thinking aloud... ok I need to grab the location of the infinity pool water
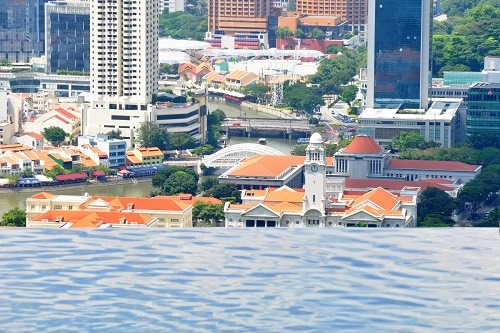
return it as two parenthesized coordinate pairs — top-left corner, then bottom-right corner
(0, 228), (498, 332)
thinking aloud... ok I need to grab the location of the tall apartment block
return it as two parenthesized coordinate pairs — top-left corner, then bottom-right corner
(208, 0), (271, 35)
(45, 0), (90, 74)
(0, 0), (49, 62)
(296, 0), (367, 33)
(82, 0), (160, 142)
(366, 0), (431, 109)
(160, 0), (185, 13)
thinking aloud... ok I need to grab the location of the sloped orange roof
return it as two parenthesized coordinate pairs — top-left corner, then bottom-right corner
(203, 71), (225, 83)
(25, 132), (44, 140)
(342, 135), (384, 154)
(228, 155), (306, 178)
(32, 210), (152, 228)
(264, 186), (305, 203)
(30, 192), (55, 199)
(54, 107), (78, 121)
(388, 159), (479, 172)
(265, 201), (302, 213)
(80, 196), (190, 212)
(136, 147), (163, 157)
(351, 187), (400, 211)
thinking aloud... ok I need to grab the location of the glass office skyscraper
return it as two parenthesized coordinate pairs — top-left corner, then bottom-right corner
(366, 0), (431, 109)
(45, 1), (90, 73)
(0, 0), (49, 62)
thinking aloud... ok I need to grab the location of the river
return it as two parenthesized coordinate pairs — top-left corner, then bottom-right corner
(0, 181), (154, 216)
(0, 228), (498, 332)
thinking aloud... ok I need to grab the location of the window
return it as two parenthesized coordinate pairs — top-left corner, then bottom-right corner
(54, 205), (62, 210)
(171, 218), (179, 222)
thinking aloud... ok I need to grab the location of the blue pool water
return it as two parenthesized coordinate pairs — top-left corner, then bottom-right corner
(0, 228), (499, 332)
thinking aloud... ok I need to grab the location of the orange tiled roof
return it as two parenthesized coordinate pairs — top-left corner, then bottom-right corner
(264, 186), (304, 203)
(25, 132), (44, 140)
(32, 210), (152, 228)
(30, 192), (55, 199)
(228, 155), (306, 178)
(388, 159), (479, 172)
(342, 135), (384, 154)
(80, 196), (191, 212)
(136, 147), (163, 157)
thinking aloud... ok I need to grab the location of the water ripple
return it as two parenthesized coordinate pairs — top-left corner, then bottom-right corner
(0, 228), (498, 332)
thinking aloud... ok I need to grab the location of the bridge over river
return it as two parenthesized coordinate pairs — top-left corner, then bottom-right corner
(221, 117), (312, 138)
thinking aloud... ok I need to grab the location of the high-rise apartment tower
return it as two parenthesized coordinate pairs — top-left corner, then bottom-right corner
(83, 0), (160, 142)
(366, 0), (431, 109)
(296, 0), (367, 32)
(208, 0), (271, 35)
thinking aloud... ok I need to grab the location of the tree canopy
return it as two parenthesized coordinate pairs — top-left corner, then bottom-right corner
(283, 82), (323, 115)
(0, 208), (26, 227)
(432, 1), (500, 75)
(106, 129), (122, 139)
(163, 170), (198, 195)
(417, 187), (456, 226)
(311, 47), (366, 95)
(391, 132), (440, 151)
(206, 109), (226, 147)
(168, 132), (196, 150)
(341, 85), (357, 107)
(192, 202), (224, 225)
(43, 126), (67, 146)
(204, 183), (241, 203)
(152, 166), (199, 196)
(244, 83), (271, 104)
(136, 121), (169, 150)
(159, 11), (207, 40)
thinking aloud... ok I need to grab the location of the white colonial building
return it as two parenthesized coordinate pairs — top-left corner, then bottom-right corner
(224, 133), (419, 228)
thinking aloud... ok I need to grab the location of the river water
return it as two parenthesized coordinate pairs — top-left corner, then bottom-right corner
(0, 182), (154, 217)
(0, 228), (498, 332)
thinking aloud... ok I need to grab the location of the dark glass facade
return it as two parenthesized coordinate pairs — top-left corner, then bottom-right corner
(373, 0), (426, 108)
(0, 0), (48, 62)
(467, 83), (500, 135)
(46, 2), (90, 73)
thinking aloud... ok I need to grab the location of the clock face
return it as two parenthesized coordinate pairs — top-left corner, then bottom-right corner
(311, 164), (319, 173)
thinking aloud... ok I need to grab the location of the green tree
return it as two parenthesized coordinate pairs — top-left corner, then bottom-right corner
(152, 166), (198, 191)
(418, 187), (456, 226)
(136, 121), (169, 150)
(326, 44), (343, 54)
(159, 12), (207, 40)
(192, 144), (215, 156)
(163, 170), (198, 195)
(392, 132), (426, 150)
(160, 63), (179, 74)
(206, 109), (226, 146)
(106, 129), (122, 139)
(200, 176), (218, 192)
(205, 183), (241, 203)
(311, 28), (325, 40)
(283, 82), (323, 114)
(341, 85), (357, 107)
(43, 165), (66, 179)
(168, 133), (196, 150)
(291, 144), (307, 156)
(420, 214), (454, 227)
(0, 208), (26, 227)
(275, 26), (294, 39)
(244, 83), (271, 103)
(192, 202), (224, 224)
(43, 126), (67, 146)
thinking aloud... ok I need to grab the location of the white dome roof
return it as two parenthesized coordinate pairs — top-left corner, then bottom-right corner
(309, 132), (323, 144)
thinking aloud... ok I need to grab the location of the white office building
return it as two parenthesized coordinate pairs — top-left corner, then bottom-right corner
(82, 0), (160, 145)
(358, 98), (467, 148)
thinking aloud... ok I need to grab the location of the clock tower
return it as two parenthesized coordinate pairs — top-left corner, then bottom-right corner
(303, 132), (327, 214)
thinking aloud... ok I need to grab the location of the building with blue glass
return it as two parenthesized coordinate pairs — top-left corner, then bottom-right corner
(366, 0), (431, 109)
(45, 1), (90, 74)
(0, 0), (49, 63)
(467, 83), (500, 136)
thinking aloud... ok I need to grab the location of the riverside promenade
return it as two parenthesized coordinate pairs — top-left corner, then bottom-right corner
(0, 176), (152, 194)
